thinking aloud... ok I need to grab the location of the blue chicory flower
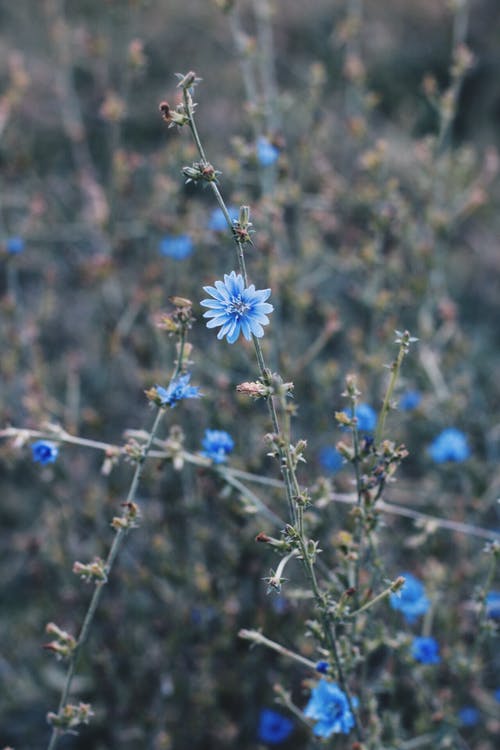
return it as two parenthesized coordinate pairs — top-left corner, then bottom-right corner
(399, 390), (422, 411)
(208, 205), (239, 231)
(159, 234), (193, 260)
(155, 373), (202, 408)
(342, 404), (377, 432)
(457, 706), (480, 727)
(256, 137), (279, 167)
(411, 636), (441, 665)
(485, 591), (500, 619)
(429, 428), (470, 463)
(201, 429), (234, 464)
(200, 271), (273, 344)
(6, 236), (25, 254)
(318, 446), (344, 474)
(389, 572), (430, 624)
(32, 440), (59, 465)
(304, 679), (357, 738)
(315, 661), (330, 674)
(257, 708), (293, 744)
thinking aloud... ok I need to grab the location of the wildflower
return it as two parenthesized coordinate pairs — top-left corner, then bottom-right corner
(6, 236), (25, 254)
(457, 706), (479, 727)
(399, 390), (422, 411)
(304, 679), (357, 738)
(208, 205), (239, 231)
(429, 428), (470, 463)
(159, 234), (193, 260)
(342, 403), (377, 432)
(32, 440), (59, 465)
(485, 591), (500, 619)
(315, 660), (330, 674)
(318, 446), (344, 474)
(411, 636), (440, 664)
(256, 137), (279, 167)
(257, 708), (293, 744)
(201, 429), (234, 464)
(201, 271), (273, 344)
(389, 572), (429, 623)
(153, 373), (202, 408)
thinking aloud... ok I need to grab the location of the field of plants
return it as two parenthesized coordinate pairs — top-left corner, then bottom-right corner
(1, 1), (499, 748)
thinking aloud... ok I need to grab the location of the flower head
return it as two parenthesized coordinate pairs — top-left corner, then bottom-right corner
(342, 403), (377, 432)
(159, 234), (193, 260)
(399, 390), (422, 411)
(389, 572), (429, 623)
(257, 709), (293, 744)
(201, 429), (234, 464)
(32, 440), (59, 465)
(318, 446), (344, 474)
(304, 680), (357, 738)
(154, 373), (201, 408)
(208, 205), (239, 231)
(457, 706), (479, 727)
(315, 660), (330, 674)
(485, 591), (500, 619)
(201, 271), (273, 344)
(257, 137), (279, 167)
(429, 428), (470, 463)
(411, 636), (440, 664)
(6, 236), (25, 254)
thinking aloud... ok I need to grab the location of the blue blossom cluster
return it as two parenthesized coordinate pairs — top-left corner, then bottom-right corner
(257, 709), (293, 744)
(159, 234), (193, 260)
(318, 446), (344, 474)
(201, 429), (234, 464)
(32, 440), (59, 465)
(304, 680), (357, 738)
(428, 428), (470, 463)
(155, 373), (201, 408)
(399, 390), (422, 411)
(256, 137), (279, 167)
(457, 706), (480, 727)
(5, 236), (25, 254)
(389, 572), (429, 623)
(201, 271), (273, 344)
(411, 636), (440, 665)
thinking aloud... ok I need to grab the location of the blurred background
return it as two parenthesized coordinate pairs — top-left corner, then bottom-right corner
(1, 1), (499, 748)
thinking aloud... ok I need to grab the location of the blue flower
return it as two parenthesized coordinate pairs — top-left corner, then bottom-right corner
(155, 373), (201, 408)
(429, 428), (470, 463)
(342, 404), (377, 432)
(318, 446), (344, 474)
(6, 236), (25, 254)
(32, 440), (59, 465)
(208, 206), (239, 231)
(201, 429), (234, 464)
(201, 271), (273, 344)
(494, 688), (500, 703)
(457, 706), (479, 727)
(399, 390), (422, 411)
(159, 234), (193, 260)
(485, 591), (500, 619)
(411, 636), (440, 664)
(257, 137), (279, 167)
(258, 709), (293, 744)
(389, 572), (429, 624)
(315, 661), (330, 674)
(304, 680), (357, 738)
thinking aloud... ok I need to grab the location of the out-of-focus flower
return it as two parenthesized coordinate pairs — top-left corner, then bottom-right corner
(201, 429), (234, 464)
(315, 660), (330, 674)
(399, 390), (422, 411)
(304, 680), (357, 738)
(6, 236), (25, 254)
(257, 708), (293, 744)
(457, 706), (480, 727)
(256, 137), (279, 167)
(429, 428), (470, 463)
(201, 271), (273, 344)
(318, 446), (344, 473)
(32, 440), (59, 465)
(485, 591), (500, 619)
(159, 234), (193, 260)
(389, 572), (429, 623)
(208, 205), (239, 231)
(153, 373), (202, 408)
(411, 636), (440, 664)
(494, 688), (500, 703)
(342, 404), (377, 432)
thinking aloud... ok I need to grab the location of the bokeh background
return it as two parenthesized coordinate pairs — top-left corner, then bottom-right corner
(1, 1), (500, 748)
